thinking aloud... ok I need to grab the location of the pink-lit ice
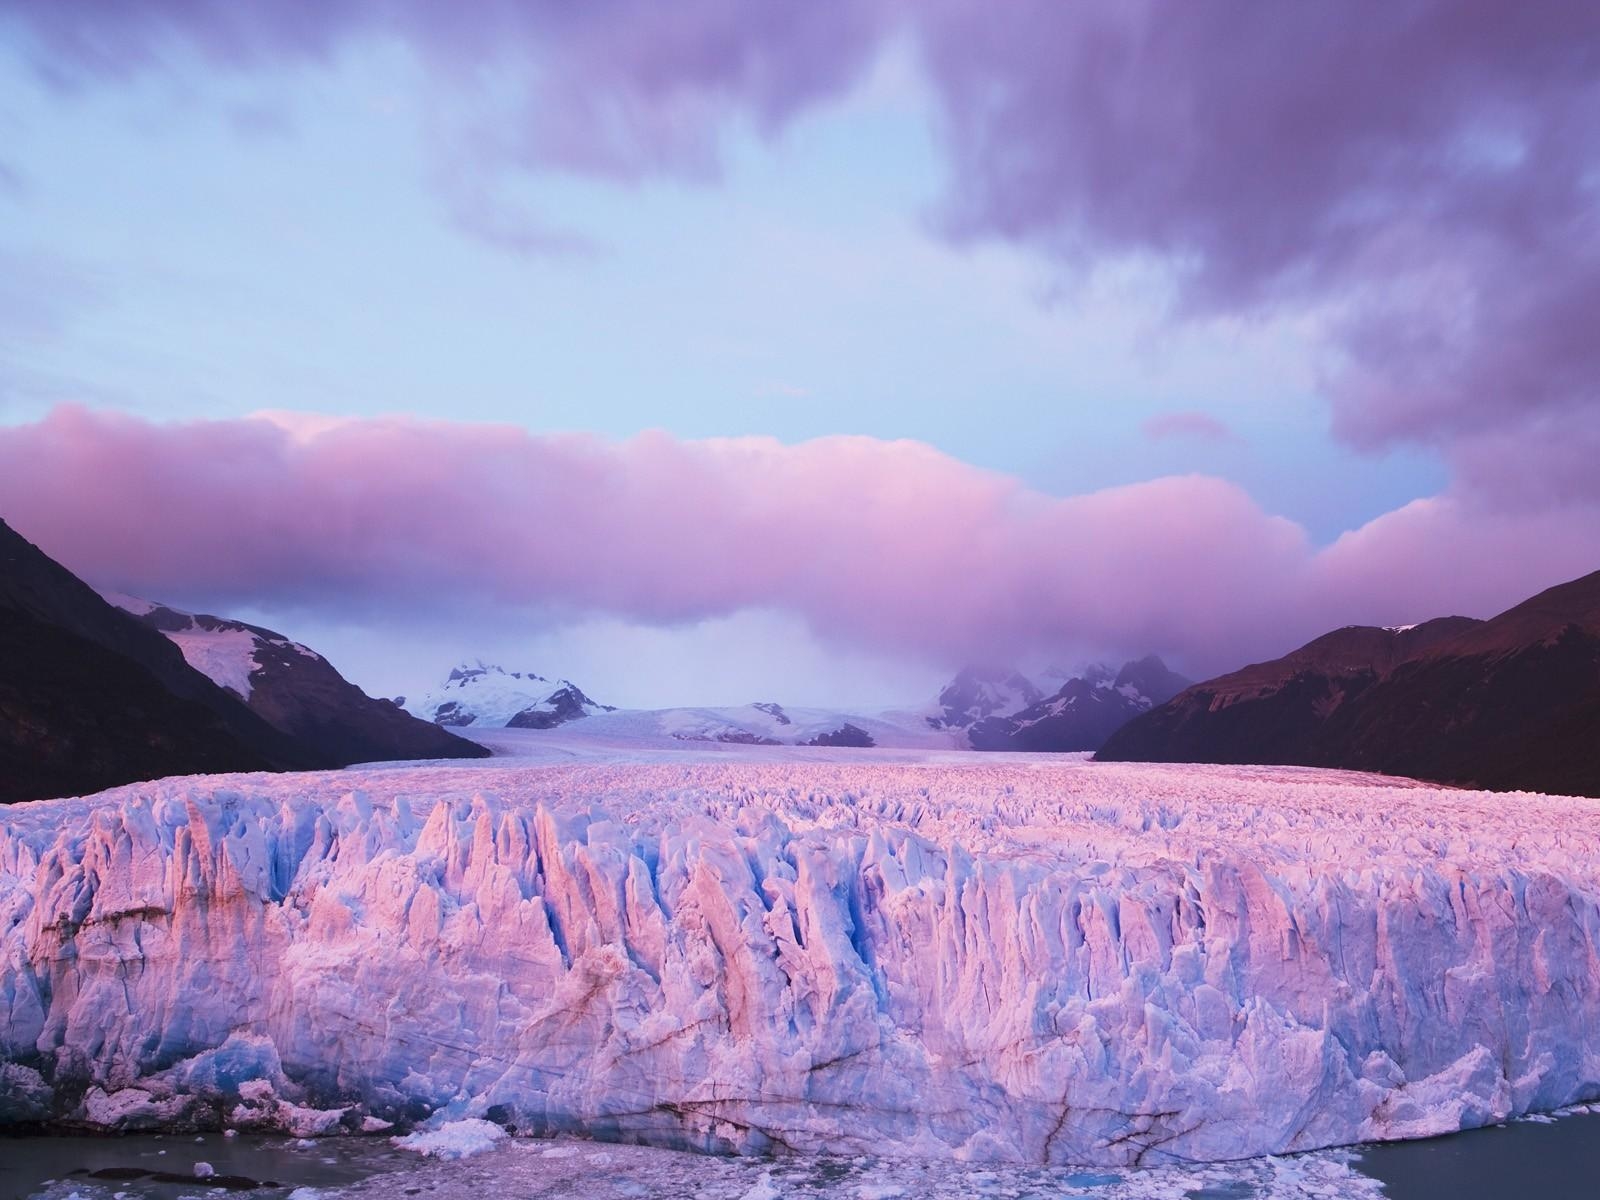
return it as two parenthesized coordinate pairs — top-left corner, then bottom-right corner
(3, 743), (1600, 1167)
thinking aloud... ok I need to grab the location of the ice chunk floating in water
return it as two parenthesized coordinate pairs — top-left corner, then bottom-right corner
(4, 753), (1600, 1165)
(393, 1117), (509, 1159)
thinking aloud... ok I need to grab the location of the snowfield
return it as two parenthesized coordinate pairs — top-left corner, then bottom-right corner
(4, 742), (1600, 1168)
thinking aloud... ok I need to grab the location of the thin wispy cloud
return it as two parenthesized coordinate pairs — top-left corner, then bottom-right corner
(1141, 411), (1236, 445)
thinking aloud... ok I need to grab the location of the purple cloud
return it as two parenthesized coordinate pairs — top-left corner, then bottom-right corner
(1, 0), (887, 180)
(910, 2), (1600, 460)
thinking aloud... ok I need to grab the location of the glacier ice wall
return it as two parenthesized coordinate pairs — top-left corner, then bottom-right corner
(4, 757), (1600, 1165)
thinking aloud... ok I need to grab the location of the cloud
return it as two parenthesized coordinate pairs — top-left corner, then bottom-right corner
(2, 1), (889, 180)
(908, 2), (1600, 459)
(4, 1), (1596, 608)
(2, 407), (1596, 679)
(1141, 411), (1236, 444)
(1310, 495), (1600, 627)
(226, 101), (295, 142)
(8, 1), (1593, 464)
(2, 1), (888, 262)
(435, 174), (603, 260)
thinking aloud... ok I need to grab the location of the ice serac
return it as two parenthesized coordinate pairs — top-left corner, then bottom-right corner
(5, 758), (1600, 1166)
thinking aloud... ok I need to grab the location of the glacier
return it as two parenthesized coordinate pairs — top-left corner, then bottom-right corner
(4, 744), (1600, 1166)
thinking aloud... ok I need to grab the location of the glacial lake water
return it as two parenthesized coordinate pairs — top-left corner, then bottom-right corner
(1353, 1106), (1600, 1199)
(4, 1111), (1600, 1199)
(0, 1131), (414, 1200)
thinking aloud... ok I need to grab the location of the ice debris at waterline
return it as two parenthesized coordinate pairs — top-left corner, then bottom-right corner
(5, 756), (1600, 1165)
(393, 1117), (509, 1159)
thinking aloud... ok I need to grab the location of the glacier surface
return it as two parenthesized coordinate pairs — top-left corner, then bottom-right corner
(4, 746), (1600, 1166)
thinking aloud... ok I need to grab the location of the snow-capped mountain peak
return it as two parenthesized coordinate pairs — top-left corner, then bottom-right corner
(408, 661), (613, 729)
(447, 661), (546, 687)
(966, 656), (1192, 752)
(926, 665), (1043, 730)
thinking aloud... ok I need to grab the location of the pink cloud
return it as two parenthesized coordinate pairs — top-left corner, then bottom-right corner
(3, 407), (1596, 678)
(1310, 495), (1600, 628)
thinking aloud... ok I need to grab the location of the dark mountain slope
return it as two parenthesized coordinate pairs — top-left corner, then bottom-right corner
(120, 601), (489, 766)
(1, 519), (309, 802)
(1, 518), (485, 804)
(0, 608), (281, 804)
(1096, 619), (1478, 766)
(1099, 571), (1600, 797)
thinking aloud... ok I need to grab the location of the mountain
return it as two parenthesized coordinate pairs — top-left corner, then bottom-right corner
(967, 656), (1191, 751)
(1098, 570), (1600, 797)
(925, 665), (1042, 731)
(1096, 619), (1480, 765)
(107, 596), (488, 767)
(0, 519), (312, 803)
(804, 721), (876, 748)
(407, 662), (614, 729)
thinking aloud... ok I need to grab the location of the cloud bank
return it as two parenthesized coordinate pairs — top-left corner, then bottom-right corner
(3, 407), (1596, 678)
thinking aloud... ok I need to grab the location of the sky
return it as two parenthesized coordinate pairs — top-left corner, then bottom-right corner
(1, 2), (1597, 709)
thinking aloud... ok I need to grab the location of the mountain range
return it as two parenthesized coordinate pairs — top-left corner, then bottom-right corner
(928, 659), (1191, 751)
(399, 657), (1187, 754)
(1099, 569), (1600, 797)
(405, 669), (890, 750)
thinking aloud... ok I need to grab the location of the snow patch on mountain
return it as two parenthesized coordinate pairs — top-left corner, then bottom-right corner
(6, 750), (1600, 1164)
(163, 624), (266, 699)
(100, 592), (321, 702)
(941, 658), (1191, 752)
(97, 589), (158, 617)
